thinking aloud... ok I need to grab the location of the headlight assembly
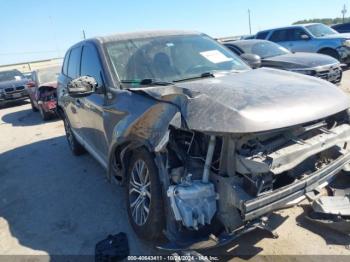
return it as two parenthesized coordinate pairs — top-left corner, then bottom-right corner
(343, 40), (350, 47)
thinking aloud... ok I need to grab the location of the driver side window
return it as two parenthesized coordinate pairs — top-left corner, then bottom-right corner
(80, 44), (103, 87)
(288, 28), (308, 41)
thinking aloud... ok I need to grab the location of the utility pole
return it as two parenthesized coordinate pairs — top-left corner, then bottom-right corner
(82, 30), (86, 40)
(341, 4), (347, 23)
(248, 9), (252, 35)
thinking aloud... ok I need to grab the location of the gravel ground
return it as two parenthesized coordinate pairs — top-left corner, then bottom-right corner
(1, 71), (350, 260)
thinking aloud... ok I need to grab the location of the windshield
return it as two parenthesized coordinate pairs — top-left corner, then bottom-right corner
(37, 66), (60, 85)
(106, 34), (249, 85)
(306, 24), (338, 37)
(236, 41), (290, 58)
(0, 70), (24, 82)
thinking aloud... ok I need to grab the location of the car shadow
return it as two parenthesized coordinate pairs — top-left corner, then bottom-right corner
(0, 99), (30, 110)
(1, 107), (59, 127)
(198, 213), (288, 260)
(0, 136), (155, 256)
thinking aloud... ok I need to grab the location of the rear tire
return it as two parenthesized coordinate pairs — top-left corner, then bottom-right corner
(319, 48), (340, 61)
(63, 114), (85, 156)
(126, 148), (165, 241)
(39, 106), (50, 121)
(30, 98), (38, 112)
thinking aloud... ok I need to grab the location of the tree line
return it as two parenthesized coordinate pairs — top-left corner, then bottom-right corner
(293, 17), (350, 25)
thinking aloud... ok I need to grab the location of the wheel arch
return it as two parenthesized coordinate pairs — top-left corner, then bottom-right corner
(107, 139), (154, 185)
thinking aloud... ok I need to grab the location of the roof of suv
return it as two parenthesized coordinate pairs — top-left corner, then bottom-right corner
(258, 23), (320, 33)
(95, 30), (201, 44)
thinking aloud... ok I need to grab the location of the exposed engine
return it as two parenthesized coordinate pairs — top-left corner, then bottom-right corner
(165, 110), (350, 233)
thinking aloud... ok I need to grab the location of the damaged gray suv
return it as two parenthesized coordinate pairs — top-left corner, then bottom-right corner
(57, 31), (350, 249)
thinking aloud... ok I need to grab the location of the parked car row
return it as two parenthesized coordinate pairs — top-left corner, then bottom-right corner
(223, 39), (343, 84)
(54, 30), (350, 250)
(0, 66), (61, 121)
(255, 23), (350, 63)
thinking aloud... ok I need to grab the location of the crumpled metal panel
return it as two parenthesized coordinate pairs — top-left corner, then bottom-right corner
(131, 68), (350, 134)
(312, 195), (350, 216)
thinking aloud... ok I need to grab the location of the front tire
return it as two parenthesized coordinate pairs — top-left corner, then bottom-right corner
(63, 114), (85, 156)
(30, 97), (38, 112)
(319, 48), (340, 61)
(126, 148), (165, 241)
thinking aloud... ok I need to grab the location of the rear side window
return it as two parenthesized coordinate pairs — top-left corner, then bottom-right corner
(80, 44), (103, 87)
(256, 31), (269, 39)
(67, 47), (82, 79)
(269, 29), (289, 42)
(62, 51), (70, 75)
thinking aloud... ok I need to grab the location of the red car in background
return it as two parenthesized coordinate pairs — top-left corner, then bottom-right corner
(28, 66), (61, 120)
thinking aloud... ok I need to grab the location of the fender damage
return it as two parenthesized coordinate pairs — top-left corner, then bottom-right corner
(108, 68), (350, 249)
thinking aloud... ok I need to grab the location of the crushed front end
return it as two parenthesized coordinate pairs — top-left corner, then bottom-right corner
(159, 109), (350, 250)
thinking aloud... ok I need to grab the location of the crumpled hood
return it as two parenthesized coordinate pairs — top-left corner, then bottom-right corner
(0, 79), (28, 89)
(39, 81), (57, 88)
(263, 53), (339, 69)
(132, 68), (350, 133)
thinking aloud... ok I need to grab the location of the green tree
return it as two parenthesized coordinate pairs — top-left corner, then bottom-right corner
(293, 17), (350, 25)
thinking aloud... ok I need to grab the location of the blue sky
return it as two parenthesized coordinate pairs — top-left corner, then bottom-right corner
(0, 0), (348, 65)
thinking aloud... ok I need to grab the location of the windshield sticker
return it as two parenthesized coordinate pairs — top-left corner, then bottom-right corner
(200, 50), (233, 64)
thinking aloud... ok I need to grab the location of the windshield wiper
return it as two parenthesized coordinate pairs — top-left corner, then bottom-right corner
(121, 79), (174, 86)
(173, 72), (215, 83)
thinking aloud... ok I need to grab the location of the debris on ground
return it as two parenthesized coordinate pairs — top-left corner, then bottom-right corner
(95, 232), (129, 262)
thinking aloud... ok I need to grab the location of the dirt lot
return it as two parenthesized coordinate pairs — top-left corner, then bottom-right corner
(1, 72), (350, 260)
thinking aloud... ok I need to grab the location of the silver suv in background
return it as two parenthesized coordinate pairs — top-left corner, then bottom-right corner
(256, 23), (350, 64)
(0, 69), (30, 107)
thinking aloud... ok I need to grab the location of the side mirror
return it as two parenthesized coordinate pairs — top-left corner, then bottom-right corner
(301, 34), (310, 40)
(240, 53), (262, 69)
(67, 76), (97, 97)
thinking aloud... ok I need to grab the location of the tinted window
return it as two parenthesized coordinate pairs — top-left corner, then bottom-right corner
(62, 51), (70, 75)
(288, 28), (308, 41)
(269, 30), (288, 42)
(256, 31), (269, 39)
(0, 70), (24, 81)
(67, 47), (82, 79)
(106, 34), (249, 84)
(233, 41), (290, 58)
(306, 24), (337, 37)
(332, 23), (350, 33)
(224, 44), (243, 55)
(80, 44), (103, 86)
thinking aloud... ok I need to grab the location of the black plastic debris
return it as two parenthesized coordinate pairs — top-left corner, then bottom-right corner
(95, 233), (129, 262)
(306, 194), (350, 235)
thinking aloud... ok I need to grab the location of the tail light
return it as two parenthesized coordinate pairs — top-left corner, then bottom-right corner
(25, 81), (36, 88)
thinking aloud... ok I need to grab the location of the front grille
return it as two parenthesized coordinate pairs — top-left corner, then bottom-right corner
(16, 86), (25, 91)
(5, 87), (15, 93)
(315, 67), (342, 84)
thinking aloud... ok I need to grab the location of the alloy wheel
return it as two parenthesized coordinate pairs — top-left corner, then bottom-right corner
(128, 159), (151, 226)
